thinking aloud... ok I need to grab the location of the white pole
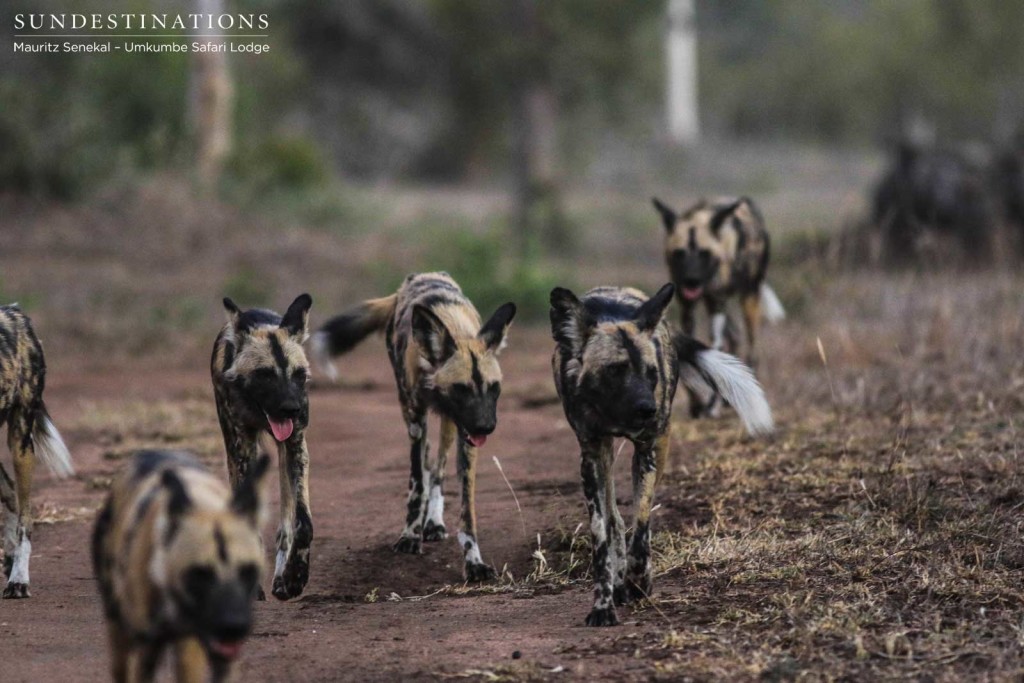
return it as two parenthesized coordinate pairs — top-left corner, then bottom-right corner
(667, 0), (699, 145)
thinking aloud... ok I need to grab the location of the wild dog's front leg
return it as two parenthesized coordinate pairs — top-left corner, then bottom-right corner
(603, 443), (628, 608)
(423, 417), (456, 542)
(126, 642), (163, 683)
(0, 463), (16, 581)
(174, 637), (208, 683)
(457, 439), (496, 582)
(581, 437), (618, 626)
(621, 433), (666, 604)
(220, 423), (266, 599)
(395, 414), (429, 554)
(740, 291), (762, 369)
(271, 435), (313, 600)
(3, 410), (35, 599)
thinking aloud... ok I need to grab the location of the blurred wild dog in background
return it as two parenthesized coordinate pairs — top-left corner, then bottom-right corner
(211, 294), (314, 600)
(311, 272), (515, 582)
(0, 303), (73, 599)
(549, 283), (773, 626)
(93, 450), (269, 683)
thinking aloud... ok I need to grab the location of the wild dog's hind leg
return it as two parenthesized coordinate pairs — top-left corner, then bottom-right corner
(622, 433), (665, 604)
(740, 290), (762, 369)
(458, 439), (496, 582)
(423, 417), (455, 542)
(395, 411), (429, 554)
(581, 437), (618, 626)
(272, 434), (313, 600)
(3, 408), (35, 599)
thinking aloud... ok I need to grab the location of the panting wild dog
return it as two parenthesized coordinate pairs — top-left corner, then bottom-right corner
(0, 304), (73, 599)
(311, 272), (515, 582)
(652, 196), (785, 368)
(550, 283), (773, 626)
(211, 294), (313, 600)
(93, 450), (270, 683)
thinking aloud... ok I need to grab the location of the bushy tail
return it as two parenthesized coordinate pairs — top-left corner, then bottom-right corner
(309, 294), (397, 382)
(674, 336), (774, 437)
(760, 283), (786, 323)
(33, 402), (74, 478)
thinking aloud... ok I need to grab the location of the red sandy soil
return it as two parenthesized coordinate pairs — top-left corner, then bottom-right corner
(1, 329), (690, 682)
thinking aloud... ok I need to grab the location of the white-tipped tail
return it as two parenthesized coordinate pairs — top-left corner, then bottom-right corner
(690, 350), (774, 437)
(34, 410), (74, 478)
(309, 331), (339, 383)
(760, 283), (786, 323)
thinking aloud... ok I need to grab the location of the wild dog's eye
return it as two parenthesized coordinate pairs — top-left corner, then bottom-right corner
(238, 563), (260, 592)
(292, 367), (308, 384)
(486, 382), (500, 398)
(646, 366), (658, 385)
(450, 383), (473, 397)
(184, 566), (216, 597)
(607, 361), (630, 377)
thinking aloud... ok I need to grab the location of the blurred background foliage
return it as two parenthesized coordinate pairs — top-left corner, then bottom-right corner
(5, 0), (1024, 199)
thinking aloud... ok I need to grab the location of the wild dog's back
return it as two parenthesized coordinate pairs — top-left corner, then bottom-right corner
(0, 305), (44, 410)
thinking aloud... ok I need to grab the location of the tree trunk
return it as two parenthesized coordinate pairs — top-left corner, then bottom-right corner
(667, 0), (699, 145)
(509, 0), (566, 257)
(192, 0), (233, 185)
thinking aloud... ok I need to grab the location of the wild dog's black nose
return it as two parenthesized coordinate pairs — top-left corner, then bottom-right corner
(277, 401), (301, 418)
(635, 402), (657, 420)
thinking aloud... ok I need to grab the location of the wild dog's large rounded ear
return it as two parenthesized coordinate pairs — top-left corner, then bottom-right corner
(652, 197), (678, 233)
(223, 297), (242, 328)
(635, 283), (675, 332)
(412, 304), (457, 366)
(550, 287), (590, 356)
(709, 199), (743, 236)
(161, 469), (192, 518)
(232, 454), (271, 526)
(280, 293), (313, 341)
(478, 302), (517, 353)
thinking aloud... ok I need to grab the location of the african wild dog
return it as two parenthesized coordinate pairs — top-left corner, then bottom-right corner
(93, 450), (269, 683)
(310, 272), (516, 582)
(0, 304), (73, 599)
(550, 283), (773, 626)
(653, 196), (784, 416)
(211, 294), (313, 601)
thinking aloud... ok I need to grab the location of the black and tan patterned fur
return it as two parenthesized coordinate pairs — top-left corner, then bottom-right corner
(0, 304), (73, 599)
(210, 294), (313, 601)
(311, 272), (515, 582)
(93, 450), (269, 683)
(550, 284), (773, 626)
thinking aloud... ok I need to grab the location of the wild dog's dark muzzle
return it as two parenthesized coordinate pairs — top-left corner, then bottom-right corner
(203, 584), (252, 661)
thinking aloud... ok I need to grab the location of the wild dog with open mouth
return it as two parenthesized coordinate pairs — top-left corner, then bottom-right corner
(211, 294), (313, 600)
(550, 283), (773, 626)
(93, 449), (269, 683)
(0, 304), (73, 599)
(310, 272), (515, 582)
(652, 196), (785, 365)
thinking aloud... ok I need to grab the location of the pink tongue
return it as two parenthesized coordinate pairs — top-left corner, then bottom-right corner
(682, 286), (703, 301)
(210, 640), (243, 660)
(268, 417), (294, 442)
(467, 434), (488, 448)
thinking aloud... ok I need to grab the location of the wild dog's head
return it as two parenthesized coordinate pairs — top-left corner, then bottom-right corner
(413, 302), (517, 448)
(157, 454), (270, 664)
(550, 284), (674, 436)
(222, 294), (312, 442)
(653, 197), (741, 302)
